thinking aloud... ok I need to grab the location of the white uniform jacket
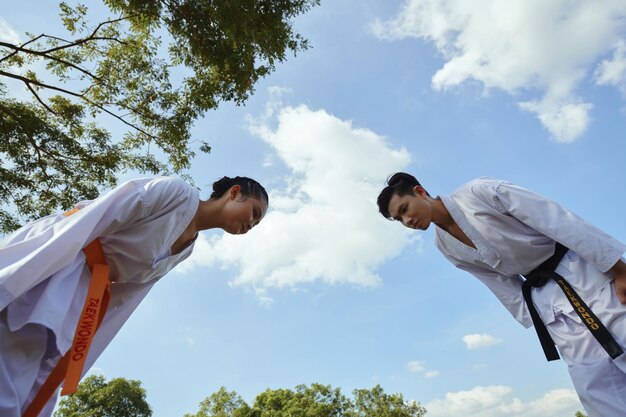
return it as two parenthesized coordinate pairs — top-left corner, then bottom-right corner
(435, 178), (626, 329)
(0, 176), (199, 383)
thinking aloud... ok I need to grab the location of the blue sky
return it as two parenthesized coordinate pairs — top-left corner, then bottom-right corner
(2, 1), (626, 416)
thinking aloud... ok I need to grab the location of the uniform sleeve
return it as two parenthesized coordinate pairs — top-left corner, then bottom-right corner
(491, 181), (626, 273)
(441, 252), (532, 327)
(0, 177), (185, 310)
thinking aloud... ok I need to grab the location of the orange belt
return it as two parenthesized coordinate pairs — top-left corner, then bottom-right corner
(22, 209), (111, 417)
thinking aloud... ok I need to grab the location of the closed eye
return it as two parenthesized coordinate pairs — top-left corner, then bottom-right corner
(392, 204), (407, 221)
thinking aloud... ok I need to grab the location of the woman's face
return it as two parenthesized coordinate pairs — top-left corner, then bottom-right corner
(386, 186), (432, 230)
(223, 187), (268, 235)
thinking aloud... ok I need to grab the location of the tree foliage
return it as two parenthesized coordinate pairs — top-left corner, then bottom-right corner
(351, 385), (426, 417)
(184, 387), (253, 417)
(185, 384), (427, 417)
(54, 374), (151, 417)
(0, 0), (318, 233)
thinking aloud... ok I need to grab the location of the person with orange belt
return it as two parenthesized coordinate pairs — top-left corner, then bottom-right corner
(377, 173), (626, 417)
(0, 175), (269, 417)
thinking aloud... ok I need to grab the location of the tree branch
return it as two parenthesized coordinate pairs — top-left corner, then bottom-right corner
(0, 69), (158, 141)
(0, 41), (103, 82)
(0, 35), (50, 63)
(41, 16), (133, 54)
(0, 69), (85, 98)
(26, 83), (57, 115)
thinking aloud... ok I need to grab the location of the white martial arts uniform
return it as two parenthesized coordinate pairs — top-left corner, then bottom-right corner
(0, 177), (199, 417)
(434, 177), (626, 417)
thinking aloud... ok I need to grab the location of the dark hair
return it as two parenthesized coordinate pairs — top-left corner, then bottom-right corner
(210, 176), (269, 205)
(377, 172), (428, 219)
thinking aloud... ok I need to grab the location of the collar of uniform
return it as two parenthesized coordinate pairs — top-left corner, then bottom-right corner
(439, 195), (502, 270)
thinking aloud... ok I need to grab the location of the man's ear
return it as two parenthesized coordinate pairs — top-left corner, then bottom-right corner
(413, 185), (427, 197)
(229, 184), (241, 199)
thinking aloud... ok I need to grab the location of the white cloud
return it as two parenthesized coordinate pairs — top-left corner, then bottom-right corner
(407, 360), (439, 378)
(0, 17), (20, 44)
(518, 99), (592, 143)
(425, 386), (582, 417)
(462, 333), (503, 349)
(177, 100), (414, 295)
(467, 362), (488, 371)
(407, 360), (426, 373)
(595, 39), (626, 94)
(262, 153), (275, 167)
(372, 0), (626, 142)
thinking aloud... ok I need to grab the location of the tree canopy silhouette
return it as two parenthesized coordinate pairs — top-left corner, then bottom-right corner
(0, 0), (318, 233)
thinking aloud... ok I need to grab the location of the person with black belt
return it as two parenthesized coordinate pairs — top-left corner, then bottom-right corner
(377, 173), (626, 417)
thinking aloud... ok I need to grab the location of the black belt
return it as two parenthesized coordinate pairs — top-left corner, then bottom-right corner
(522, 242), (623, 361)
